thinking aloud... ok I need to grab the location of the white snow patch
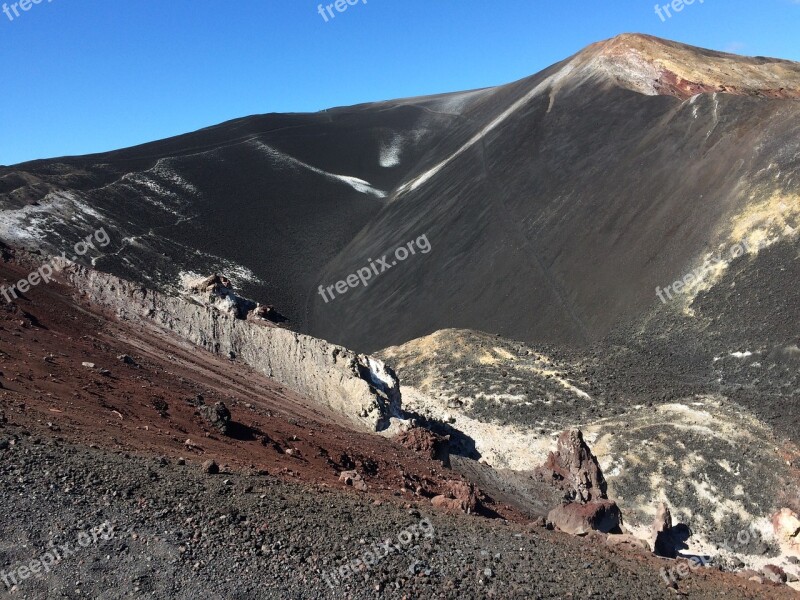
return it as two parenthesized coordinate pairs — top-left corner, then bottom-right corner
(730, 351), (753, 359)
(0, 191), (106, 248)
(379, 134), (403, 168)
(366, 357), (397, 392)
(250, 141), (386, 198)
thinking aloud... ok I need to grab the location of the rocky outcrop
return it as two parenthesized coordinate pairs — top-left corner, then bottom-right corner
(186, 274), (288, 324)
(651, 503), (677, 558)
(536, 429), (607, 503)
(186, 274), (256, 319)
(58, 262), (403, 433)
(395, 427), (450, 466)
(537, 429), (626, 538)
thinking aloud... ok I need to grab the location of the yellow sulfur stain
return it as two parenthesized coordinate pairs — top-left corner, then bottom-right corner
(492, 347), (516, 361)
(680, 191), (799, 314)
(729, 192), (799, 248)
(478, 352), (498, 365)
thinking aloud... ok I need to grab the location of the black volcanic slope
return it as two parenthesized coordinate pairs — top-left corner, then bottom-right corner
(1, 33), (799, 353)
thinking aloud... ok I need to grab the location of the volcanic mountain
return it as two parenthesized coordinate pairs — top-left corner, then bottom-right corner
(2, 33), (798, 354)
(2, 34), (800, 594)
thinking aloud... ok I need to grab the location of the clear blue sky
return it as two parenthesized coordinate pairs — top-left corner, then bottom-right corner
(1, 0), (798, 165)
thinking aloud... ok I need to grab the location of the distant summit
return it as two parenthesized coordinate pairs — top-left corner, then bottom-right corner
(577, 33), (800, 99)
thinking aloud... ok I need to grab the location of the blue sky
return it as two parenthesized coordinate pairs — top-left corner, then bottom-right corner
(1, 0), (798, 165)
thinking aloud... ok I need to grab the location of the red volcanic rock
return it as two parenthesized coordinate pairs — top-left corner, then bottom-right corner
(431, 480), (481, 514)
(536, 429), (607, 502)
(548, 500), (622, 536)
(651, 503), (677, 558)
(395, 427), (450, 466)
(431, 496), (464, 512)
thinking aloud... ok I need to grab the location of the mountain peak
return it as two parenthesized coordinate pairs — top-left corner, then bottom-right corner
(577, 33), (800, 99)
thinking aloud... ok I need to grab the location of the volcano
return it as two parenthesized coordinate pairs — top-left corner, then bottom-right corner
(2, 34), (799, 354)
(2, 33), (800, 596)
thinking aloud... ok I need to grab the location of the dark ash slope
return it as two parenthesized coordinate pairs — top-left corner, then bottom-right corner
(1, 34), (799, 354)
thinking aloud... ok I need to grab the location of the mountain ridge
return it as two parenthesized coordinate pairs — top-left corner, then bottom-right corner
(7, 34), (800, 170)
(1, 34), (798, 353)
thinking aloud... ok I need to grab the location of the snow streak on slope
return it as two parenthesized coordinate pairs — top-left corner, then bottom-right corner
(396, 64), (576, 196)
(250, 140), (387, 198)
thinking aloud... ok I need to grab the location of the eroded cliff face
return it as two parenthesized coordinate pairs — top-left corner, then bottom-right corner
(56, 260), (402, 433)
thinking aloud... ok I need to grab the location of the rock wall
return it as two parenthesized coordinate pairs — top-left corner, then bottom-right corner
(58, 261), (402, 433)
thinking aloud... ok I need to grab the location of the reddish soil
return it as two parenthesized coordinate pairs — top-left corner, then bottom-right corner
(1, 255), (799, 597)
(0, 256), (519, 520)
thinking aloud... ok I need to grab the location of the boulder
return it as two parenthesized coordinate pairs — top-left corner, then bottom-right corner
(548, 500), (622, 536)
(249, 303), (288, 323)
(431, 496), (466, 512)
(117, 354), (139, 367)
(431, 480), (481, 514)
(199, 401), (232, 436)
(202, 459), (219, 474)
(339, 470), (368, 492)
